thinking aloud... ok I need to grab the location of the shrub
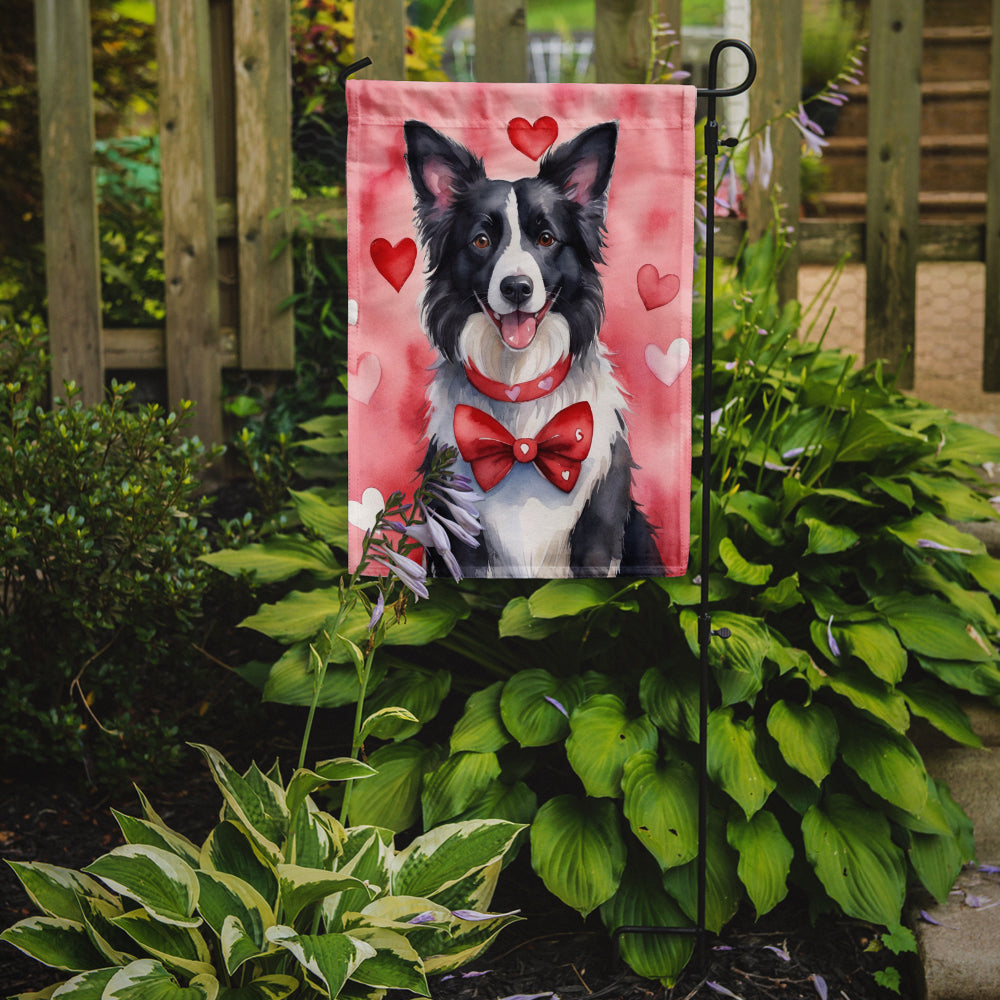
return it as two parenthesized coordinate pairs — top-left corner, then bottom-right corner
(1, 743), (524, 998)
(0, 316), (220, 783)
(213, 233), (1000, 985)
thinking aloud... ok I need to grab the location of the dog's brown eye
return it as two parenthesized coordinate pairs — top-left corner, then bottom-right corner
(472, 233), (491, 249)
(537, 231), (555, 247)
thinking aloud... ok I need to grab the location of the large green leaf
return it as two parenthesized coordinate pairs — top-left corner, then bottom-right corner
(288, 488), (349, 547)
(639, 664), (699, 743)
(450, 682), (511, 754)
(707, 708), (776, 818)
(718, 537), (772, 585)
(765, 700), (838, 786)
(886, 512), (985, 556)
(834, 410), (927, 463)
(499, 670), (584, 747)
(724, 490), (784, 545)
(527, 579), (619, 617)
(599, 853), (694, 987)
(875, 594), (995, 662)
(530, 795), (626, 917)
(34, 967), (117, 998)
(4, 862), (118, 923)
(807, 660), (909, 732)
(680, 610), (771, 706)
(803, 517), (859, 556)
(362, 667), (451, 741)
(452, 779), (538, 827)
(200, 535), (342, 584)
(835, 621), (908, 683)
(497, 597), (564, 639)
(216, 976), (299, 1000)
(265, 926), (374, 997)
(421, 751), (502, 828)
(906, 472), (998, 522)
(346, 926), (428, 994)
(276, 865), (373, 925)
(112, 812), (201, 868)
(260, 643), (387, 709)
(285, 759), (376, 822)
(199, 822), (278, 910)
(565, 696), (658, 798)
(802, 794), (906, 926)
(346, 740), (441, 832)
(83, 846), (200, 928)
(839, 718), (929, 816)
(901, 680), (982, 748)
(111, 908), (214, 978)
(621, 751), (699, 871)
(727, 811), (793, 917)
(392, 820), (524, 901)
(103, 959), (218, 1000)
(0, 916), (107, 972)
(916, 655), (1000, 697)
(195, 871), (273, 974)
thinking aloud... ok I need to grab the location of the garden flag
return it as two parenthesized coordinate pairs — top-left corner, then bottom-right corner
(347, 80), (696, 579)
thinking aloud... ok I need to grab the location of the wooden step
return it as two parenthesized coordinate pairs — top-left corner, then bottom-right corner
(813, 190), (987, 222)
(922, 25), (993, 83)
(922, 0), (991, 28)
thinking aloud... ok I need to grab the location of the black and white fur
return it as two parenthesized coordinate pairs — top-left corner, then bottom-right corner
(404, 119), (660, 578)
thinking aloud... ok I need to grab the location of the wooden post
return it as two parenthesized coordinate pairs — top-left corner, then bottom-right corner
(233, 0), (294, 369)
(746, 0), (801, 305)
(474, 0), (527, 82)
(355, 0), (406, 80)
(34, 0), (104, 405)
(594, 0), (653, 84)
(157, 0), (223, 444)
(983, 0), (1000, 390)
(864, 0), (923, 389)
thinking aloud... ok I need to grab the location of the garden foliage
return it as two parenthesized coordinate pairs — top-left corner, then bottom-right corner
(204, 233), (1000, 985)
(0, 317), (218, 782)
(1, 744), (524, 999)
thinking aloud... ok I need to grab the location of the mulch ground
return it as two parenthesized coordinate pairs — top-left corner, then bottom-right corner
(1, 741), (913, 1000)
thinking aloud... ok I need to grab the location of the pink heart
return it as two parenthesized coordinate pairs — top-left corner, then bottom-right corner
(637, 264), (681, 311)
(505, 385), (521, 401)
(370, 237), (417, 292)
(645, 338), (690, 387)
(537, 376), (554, 392)
(507, 116), (558, 160)
(349, 352), (381, 405)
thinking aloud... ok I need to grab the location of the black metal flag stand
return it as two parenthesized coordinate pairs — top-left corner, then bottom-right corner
(340, 37), (758, 974)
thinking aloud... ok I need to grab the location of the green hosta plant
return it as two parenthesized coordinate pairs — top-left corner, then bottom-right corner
(1, 744), (523, 999)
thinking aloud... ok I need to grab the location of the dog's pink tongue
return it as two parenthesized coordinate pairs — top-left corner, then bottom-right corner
(501, 311), (536, 349)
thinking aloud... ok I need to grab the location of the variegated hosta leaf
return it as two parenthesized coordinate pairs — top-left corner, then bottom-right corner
(421, 751), (502, 829)
(102, 958), (218, 999)
(191, 745), (287, 863)
(345, 926), (429, 995)
(200, 822), (278, 910)
(422, 907), (522, 975)
(195, 871), (274, 974)
(288, 802), (343, 870)
(391, 820), (524, 901)
(599, 853), (694, 987)
(285, 760), (376, 824)
(5, 861), (118, 922)
(621, 751), (699, 871)
(727, 810), (793, 917)
(214, 975), (299, 1000)
(565, 695), (658, 799)
(0, 916), (107, 971)
(802, 793), (906, 926)
(838, 718), (929, 817)
(424, 859), (501, 915)
(706, 707), (776, 819)
(112, 810), (201, 868)
(110, 908), (214, 978)
(77, 894), (136, 966)
(450, 681), (511, 754)
(661, 810), (742, 934)
(265, 926), (375, 998)
(47, 966), (118, 997)
(499, 669), (585, 747)
(276, 864), (375, 925)
(323, 829), (393, 931)
(529, 795), (626, 917)
(765, 700), (838, 786)
(83, 846), (200, 928)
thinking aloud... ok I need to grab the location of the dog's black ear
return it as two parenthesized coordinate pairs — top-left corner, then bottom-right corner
(404, 121), (484, 219)
(538, 121), (618, 208)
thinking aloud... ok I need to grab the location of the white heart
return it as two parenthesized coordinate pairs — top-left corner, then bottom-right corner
(561, 470), (570, 481)
(520, 443), (530, 454)
(348, 486), (386, 532)
(645, 338), (690, 387)
(348, 299), (359, 325)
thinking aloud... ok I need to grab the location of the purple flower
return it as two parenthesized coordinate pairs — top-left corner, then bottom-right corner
(763, 944), (790, 961)
(706, 983), (742, 999)
(747, 125), (774, 191)
(367, 591), (385, 631)
(407, 911), (438, 925)
(544, 695), (569, 718)
(451, 908), (520, 921)
(812, 974), (828, 1000)
(371, 544), (429, 600)
(791, 104), (829, 156)
(917, 538), (973, 554)
(422, 502), (480, 549)
(827, 616), (841, 658)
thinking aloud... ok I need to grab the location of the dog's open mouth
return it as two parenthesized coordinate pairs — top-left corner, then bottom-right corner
(477, 294), (556, 350)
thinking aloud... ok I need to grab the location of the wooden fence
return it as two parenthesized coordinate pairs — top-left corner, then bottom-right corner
(34, 0), (1000, 445)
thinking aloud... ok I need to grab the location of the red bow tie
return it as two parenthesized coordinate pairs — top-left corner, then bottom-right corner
(453, 402), (594, 493)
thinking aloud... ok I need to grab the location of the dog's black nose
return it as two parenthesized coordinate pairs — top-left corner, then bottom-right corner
(500, 275), (534, 306)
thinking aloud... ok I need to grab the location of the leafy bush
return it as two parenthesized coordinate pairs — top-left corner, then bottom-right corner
(0, 316), (220, 783)
(1, 743), (524, 998)
(208, 234), (1000, 985)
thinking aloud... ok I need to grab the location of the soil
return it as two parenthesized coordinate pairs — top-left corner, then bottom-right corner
(0, 744), (913, 1000)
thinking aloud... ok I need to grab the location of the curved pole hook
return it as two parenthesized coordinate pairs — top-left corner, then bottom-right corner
(697, 38), (756, 99)
(337, 57), (373, 90)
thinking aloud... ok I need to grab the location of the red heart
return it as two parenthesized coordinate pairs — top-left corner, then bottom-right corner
(370, 237), (417, 292)
(637, 264), (680, 311)
(507, 116), (558, 160)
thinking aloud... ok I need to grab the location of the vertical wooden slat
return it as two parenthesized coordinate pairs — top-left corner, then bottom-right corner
(659, 0), (682, 69)
(746, 0), (801, 304)
(983, 0), (1000, 390)
(864, 0), (923, 389)
(355, 0), (406, 81)
(233, 0), (294, 369)
(157, 0), (223, 444)
(34, 0), (103, 405)
(474, 0), (527, 82)
(594, 0), (653, 84)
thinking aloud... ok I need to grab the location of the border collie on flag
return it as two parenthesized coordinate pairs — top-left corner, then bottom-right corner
(347, 81), (696, 579)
